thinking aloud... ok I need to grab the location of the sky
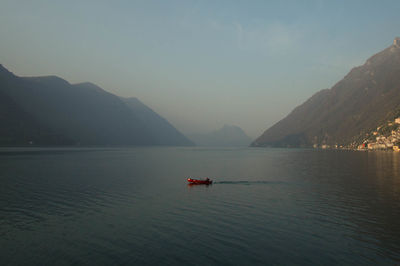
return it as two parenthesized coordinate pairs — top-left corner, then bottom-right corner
(1, 0), (400, 138)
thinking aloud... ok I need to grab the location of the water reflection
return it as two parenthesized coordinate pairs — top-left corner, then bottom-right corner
(1, 148), (400, 264)
(187, 183), (212, 188)
(368, 151), (400, 181)
(285, 150), (400, 262)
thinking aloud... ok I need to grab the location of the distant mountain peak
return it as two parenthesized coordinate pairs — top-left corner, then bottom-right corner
(220, 124), (246, 134)
(222, 124), (238, 129)
(189, 124), (252, 147)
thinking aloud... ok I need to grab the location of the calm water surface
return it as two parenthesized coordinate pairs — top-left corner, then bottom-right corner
(1, 147), (400, 265)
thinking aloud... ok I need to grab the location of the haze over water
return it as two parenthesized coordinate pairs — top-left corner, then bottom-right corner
(1, 147), (400, 265)
(2, 1), (400, 137)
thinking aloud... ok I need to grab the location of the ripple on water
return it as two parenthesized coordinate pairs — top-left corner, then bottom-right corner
(1, 148), (400, 265)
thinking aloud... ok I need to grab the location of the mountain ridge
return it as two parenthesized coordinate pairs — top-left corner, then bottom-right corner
(0, 65), (193, 146)
(252, 38), (400, 148)
(189, 124), (252, 147)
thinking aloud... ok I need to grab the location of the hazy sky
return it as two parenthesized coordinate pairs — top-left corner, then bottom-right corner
(1, 0), (399, 138)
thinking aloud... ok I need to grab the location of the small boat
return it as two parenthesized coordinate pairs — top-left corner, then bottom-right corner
(187, 178), (213, 185)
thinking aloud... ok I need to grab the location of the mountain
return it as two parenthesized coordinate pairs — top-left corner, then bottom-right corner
(252, 37), (400, 148)
(189, 124), (252, 147)
(122, 97), (194, 146)
(0, 64), (193, 146)
(0, 89), (74, 145)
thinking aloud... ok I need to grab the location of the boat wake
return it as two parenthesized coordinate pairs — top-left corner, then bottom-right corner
(213, 180), (285, 185)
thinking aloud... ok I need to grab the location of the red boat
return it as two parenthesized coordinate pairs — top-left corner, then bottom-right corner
(187, 178), (213, 185)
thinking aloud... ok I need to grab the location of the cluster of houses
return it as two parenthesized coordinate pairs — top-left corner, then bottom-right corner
(357, 117), (400, 151)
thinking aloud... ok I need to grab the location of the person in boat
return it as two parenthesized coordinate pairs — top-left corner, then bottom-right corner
(205, 178), (210, 182)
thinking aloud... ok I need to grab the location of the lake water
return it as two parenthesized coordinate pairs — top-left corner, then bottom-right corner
(1, 147), (400, 265)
